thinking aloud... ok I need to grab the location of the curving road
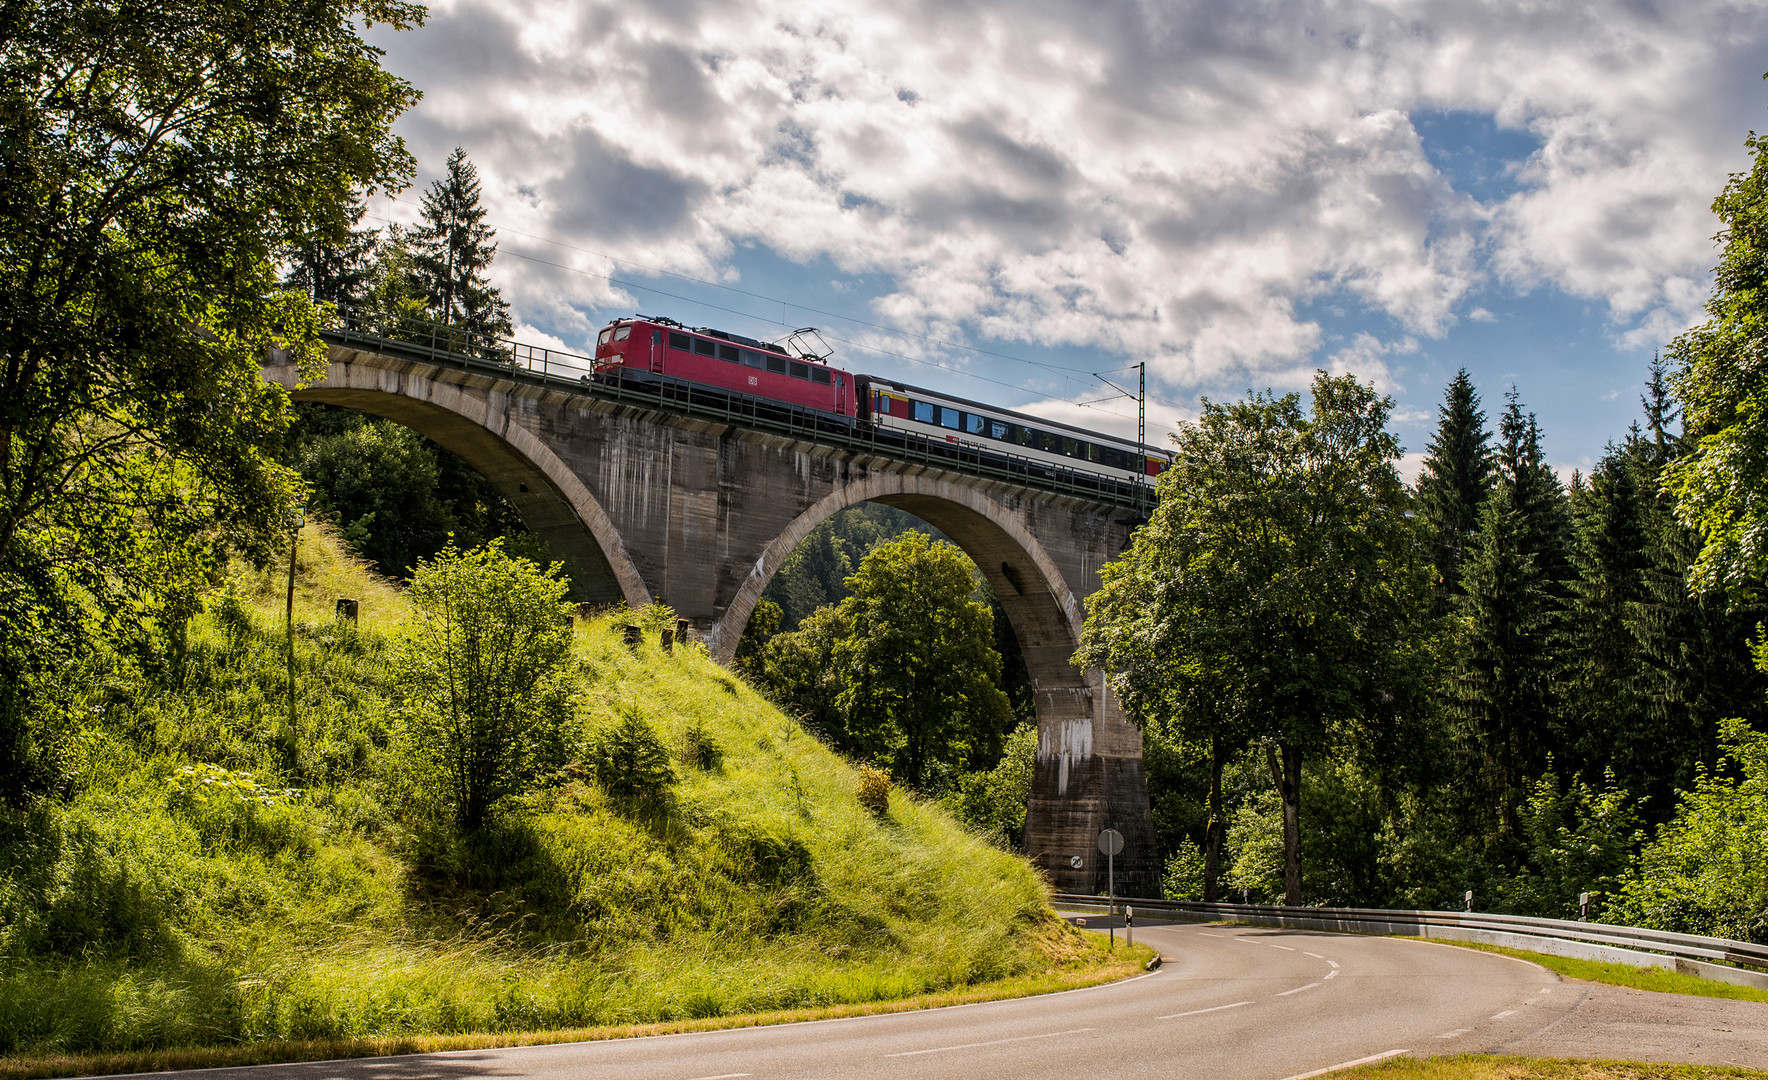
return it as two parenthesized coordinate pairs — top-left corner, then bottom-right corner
(125, 921), (1768, 1080)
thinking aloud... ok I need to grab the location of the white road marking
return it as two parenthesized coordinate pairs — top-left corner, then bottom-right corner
(1270, 944), (1296, 951)
(1276, 982), (1322, 996)
(1158, 1001), (1252, 1019)
(883, 1027), (1095, 1058)
(1326, 959), (1339, 968)
(1435, 1029), (1472, 1040)
(1324, 969), (1339, 980)
(1277, 1048), (1410, 1080)
(1492, 1009), (1516, 1019)
(1302, 952), (1324, 959)
(1198, 932), (1227, 938)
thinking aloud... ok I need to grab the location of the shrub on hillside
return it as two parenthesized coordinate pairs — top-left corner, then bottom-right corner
(393, 540), (575, 832)
(1608, 717), (1768, 943)
(588, 708), (677, 818)
(856, 765), (891, 816)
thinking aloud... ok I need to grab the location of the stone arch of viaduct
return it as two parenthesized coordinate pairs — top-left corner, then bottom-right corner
(267, 345), (1156, 895)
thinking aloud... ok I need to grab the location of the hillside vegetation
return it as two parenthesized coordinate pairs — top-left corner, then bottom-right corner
(0, 528), (1088, 1057)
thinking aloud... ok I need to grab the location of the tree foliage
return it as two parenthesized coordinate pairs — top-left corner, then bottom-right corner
(0, 0), (421, 802)
(394, 541), (574, 832)
(1079, 372), (1430, 904)
(759, 532), (1011, 790)
(1665, 119), (1768, 595)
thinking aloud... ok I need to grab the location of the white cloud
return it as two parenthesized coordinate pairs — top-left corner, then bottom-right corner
(370, 0), (1768, 415)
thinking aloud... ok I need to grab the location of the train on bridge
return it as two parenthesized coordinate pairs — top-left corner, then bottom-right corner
(593, 316), (1170, 486)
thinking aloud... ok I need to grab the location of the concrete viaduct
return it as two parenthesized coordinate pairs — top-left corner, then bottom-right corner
(265, 327), (1157, 895)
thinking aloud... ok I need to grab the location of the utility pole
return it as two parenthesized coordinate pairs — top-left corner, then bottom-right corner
(1137, 361), (1147, 511)
(286, 499), (306, 773)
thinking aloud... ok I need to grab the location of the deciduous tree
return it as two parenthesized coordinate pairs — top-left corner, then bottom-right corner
(0, 0), (421, 801)
(1080, 372), (1430, 905)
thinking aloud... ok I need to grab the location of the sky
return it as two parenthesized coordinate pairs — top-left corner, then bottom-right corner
(364, 0), (1768, 479)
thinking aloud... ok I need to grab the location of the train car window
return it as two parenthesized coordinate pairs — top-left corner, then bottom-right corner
(965, 413), (985, 434)
(1084, 442), (1101, 463)
(811, 367), (831, 385)
(598, 328), (613, 346)
(1013, 425), (1033, 446)
(939, 407), (960, 429)
(989, 420), (1007, 440)
(765, 354), (787, 374)
(790, 361), (809, 380)
(1061, 437), (1079, 457)
(669, 332), (690, 350)
(614, 326), (631, 341)
(694, 338), (716, 356)
(911, 400), (932, 423)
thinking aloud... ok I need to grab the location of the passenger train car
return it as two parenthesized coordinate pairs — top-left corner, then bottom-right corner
(592, 316), (1168, 483)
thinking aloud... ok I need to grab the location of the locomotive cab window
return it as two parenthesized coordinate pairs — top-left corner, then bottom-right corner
(614, 326), (631, 341)
(598, 328), (613, 346)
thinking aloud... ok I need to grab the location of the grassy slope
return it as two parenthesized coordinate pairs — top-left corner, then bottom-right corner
(0, 528), (1126, 1059)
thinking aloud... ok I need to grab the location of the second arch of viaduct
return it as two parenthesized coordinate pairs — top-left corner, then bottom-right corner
(267, 343), (1156, 895)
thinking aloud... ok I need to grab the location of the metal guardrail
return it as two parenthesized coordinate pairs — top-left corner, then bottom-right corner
(1051, 893), (1768, 980)
(313, 307), (1156, 514)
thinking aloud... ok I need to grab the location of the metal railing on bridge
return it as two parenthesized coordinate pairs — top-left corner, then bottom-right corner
(1051, 892), (1768, 989)
(315, 306), (1156, 514)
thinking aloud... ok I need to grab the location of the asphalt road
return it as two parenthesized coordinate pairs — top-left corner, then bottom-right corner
(113, 922), (1768, 1080)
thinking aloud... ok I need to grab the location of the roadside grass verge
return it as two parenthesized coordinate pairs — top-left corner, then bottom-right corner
(1418, 941), (1768, 1004)
(1335, 1056), (1768, 1079)
(0, 941), (1154, 1080)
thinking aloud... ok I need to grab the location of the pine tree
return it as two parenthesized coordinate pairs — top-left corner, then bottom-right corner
(1622, 365), (1768, 818)
(409, 147), (512, 356)
(1496, 389), (1573, 593)
(1451, 484), (1558, 840)
(1416, 370), (1493, 605)
(1564, 444), (1650, 782)
(282, 191), (379, 305)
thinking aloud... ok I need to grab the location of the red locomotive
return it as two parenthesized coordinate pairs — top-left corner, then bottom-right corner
(593, 316), (1167, 483)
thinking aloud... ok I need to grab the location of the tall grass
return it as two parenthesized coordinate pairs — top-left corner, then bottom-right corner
(0, 528), (1074, 1056)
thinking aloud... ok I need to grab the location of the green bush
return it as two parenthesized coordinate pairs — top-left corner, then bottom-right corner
(856, 766), (891, 816)
(588, 708), (678, 818)
(393, 540), (575, 832)
(1609, 718), (1768, 942)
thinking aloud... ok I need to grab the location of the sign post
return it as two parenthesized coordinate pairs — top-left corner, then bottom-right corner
(1098, 828), (1125, 948)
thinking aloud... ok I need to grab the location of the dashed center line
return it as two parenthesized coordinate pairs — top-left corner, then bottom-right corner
(1491, 1009), (1517, 1019)
(1276, 982), (1322, 996)
(1269, 944), (1296, 951)
(1435, 1029), (1472, 1040)
(1302, 952), (1324, 959)
(883, 1027), (1095, 1058)
(1198, 932), (1226, 938)
(1325, 959), (1340, 968)
(1324, 969), (1339, 980)
(1158, 1000), (1252, 1019)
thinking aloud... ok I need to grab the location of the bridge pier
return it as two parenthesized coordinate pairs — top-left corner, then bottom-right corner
(269, 343), (1159, 895)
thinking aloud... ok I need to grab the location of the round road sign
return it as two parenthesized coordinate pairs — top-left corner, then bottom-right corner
(1097, 828), (1125, 856)
(1069, 854), (1084, 870)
